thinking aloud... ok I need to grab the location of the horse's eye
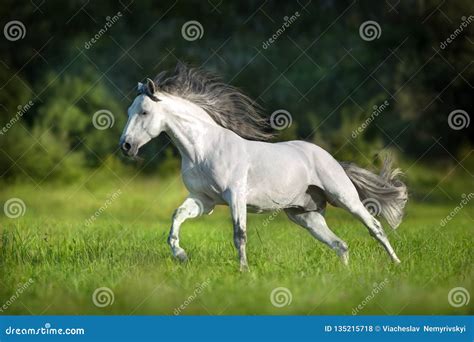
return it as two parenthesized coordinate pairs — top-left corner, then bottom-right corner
(141, 111), (147, 116)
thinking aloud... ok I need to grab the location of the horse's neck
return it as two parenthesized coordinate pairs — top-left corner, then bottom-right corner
(164, 103), (219, 163)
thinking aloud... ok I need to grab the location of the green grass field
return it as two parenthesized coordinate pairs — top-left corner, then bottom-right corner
(0, 170), (472, 315)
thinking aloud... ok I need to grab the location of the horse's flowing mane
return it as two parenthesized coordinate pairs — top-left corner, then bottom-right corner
(153, 63), (274, 141)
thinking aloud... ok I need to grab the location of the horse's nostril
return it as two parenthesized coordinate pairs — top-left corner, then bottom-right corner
(122, 142), (131, 151)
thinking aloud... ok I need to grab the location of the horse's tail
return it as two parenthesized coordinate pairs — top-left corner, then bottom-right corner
(339, 156), (408, 229)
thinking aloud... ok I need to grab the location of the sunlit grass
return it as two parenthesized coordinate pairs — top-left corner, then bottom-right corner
(0, 174), (472, 315)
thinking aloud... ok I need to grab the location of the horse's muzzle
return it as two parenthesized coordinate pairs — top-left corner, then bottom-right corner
(120, 138), (137, 157)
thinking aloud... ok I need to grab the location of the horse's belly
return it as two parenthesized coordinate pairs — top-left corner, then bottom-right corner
(246, 191), (309, 211)
(245, 150), (312, 211)
(245, 175), (310, 212)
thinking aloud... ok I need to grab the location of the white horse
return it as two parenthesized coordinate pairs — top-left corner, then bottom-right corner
(119, 64), (407, 271)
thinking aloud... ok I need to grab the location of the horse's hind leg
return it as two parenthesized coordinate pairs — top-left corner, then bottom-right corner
(285, 208), (349, 265)
(356, 205), (400, 263)
(333, 195), (400, 263)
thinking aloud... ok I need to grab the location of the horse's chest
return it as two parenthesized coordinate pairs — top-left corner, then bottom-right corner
(181, 168), (206, 192)
(181, 160), (226, 200)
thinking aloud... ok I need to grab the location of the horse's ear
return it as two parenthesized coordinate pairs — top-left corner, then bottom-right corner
(146, 78), (156, 94)
(137, 82), (145, 93)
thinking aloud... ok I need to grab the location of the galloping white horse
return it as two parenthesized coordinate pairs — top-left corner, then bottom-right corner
(119, 63), (407, 270)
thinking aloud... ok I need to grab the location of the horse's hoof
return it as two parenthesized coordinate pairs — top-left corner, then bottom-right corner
(239, 264), (249, 272)
(340, 252), (349, 266)
(175, 250), (188, 262)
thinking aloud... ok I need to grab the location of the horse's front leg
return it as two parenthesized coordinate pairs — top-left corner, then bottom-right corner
(167, 196), (211, 262)
(227, 190), (248, 271)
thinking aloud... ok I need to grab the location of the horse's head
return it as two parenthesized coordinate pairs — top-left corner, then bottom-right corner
(119, 78), (166, 157)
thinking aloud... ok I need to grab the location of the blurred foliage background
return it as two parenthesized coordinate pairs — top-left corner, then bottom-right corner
(0, 0), (472, 199)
